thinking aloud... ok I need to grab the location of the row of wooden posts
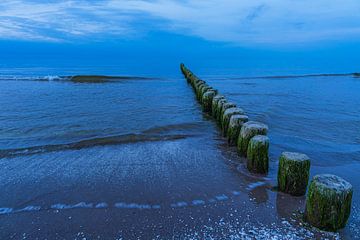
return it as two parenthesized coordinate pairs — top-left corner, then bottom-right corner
(180, 63), (353, 232)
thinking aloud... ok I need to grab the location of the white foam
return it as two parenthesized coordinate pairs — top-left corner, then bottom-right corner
(95, 202), (108, 209)
(215, 194), (229, 201)
(114, 202), (152, 209)
(44, 75), (61, 81)
(15, 205), (41, 213)
(170, 201), (188, 208)
(0, 208), (13, 214)
(51, 202), (93, 210)
(246, 181), (266, 191)
(192, 200), (206, 206)
(231, 191), (241, 196)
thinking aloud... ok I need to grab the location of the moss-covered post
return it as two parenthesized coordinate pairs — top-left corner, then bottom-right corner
(247, 135), (269, 174)
(237, 121), (268, 156)
(201, 87), (216, 103)
(218, 102), (236, 123)
(194, 80), (205, 93)
(227, 114), (249, 146)
(305, 174), (353, 231)
(277, 152), (310, 196)
(191, 77), (202, 89)
(212, 95), (225, 118)
(195, 82), (207, 99)
(214, 98), (227, 120)
(180, 63), (186, 75)
(202, 90), (217, 113)
(188, 74), (197, 86)
(197, 85), (210, 101)
(221, 107), (245, 136)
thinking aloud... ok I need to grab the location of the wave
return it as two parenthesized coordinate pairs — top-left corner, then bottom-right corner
(0, 133), (195, 159)
(0, 122), (202, 159)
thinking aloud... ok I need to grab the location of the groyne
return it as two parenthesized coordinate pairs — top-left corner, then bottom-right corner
(180, 63), (353, 232)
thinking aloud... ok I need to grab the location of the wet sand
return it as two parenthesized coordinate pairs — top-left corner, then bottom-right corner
(0, 124), (353, 239)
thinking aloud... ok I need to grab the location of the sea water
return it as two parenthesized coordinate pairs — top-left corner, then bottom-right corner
(0, 63), (359, 239)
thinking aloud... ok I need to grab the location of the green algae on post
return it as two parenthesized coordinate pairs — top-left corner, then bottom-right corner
(212, 95), (225, 118)
(215, 99), (228, 122)
(198, 86), (213, 102)
(221, 107), (245, 136)
(196, 83), (211, 102)
(247, 135), (269, 174)
(202, 90), (217, 113)
(237, 121), (268, 156)
(227, 114), (249, 146)
(218, 102), (236, 123)
(305, 174), (353, 231)
(214, 98), (227, 120)
(277, 152), (310, 196)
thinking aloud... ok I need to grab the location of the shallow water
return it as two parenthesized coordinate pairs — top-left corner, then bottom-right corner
(0, 65), (359, 239)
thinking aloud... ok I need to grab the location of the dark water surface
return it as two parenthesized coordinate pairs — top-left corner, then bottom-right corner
(0, 65), (359, 239)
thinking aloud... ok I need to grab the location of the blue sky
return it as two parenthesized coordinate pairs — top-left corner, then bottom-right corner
(0, 0), (360, 73)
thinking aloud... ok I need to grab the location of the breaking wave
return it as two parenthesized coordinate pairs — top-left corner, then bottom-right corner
(0, 122), (202, 158)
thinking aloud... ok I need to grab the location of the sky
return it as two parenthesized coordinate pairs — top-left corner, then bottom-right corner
(0, 0), (360, 73)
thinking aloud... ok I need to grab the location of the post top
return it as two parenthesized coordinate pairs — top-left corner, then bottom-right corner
(224, 107), (245, 116)
(213, 95), (225, 100)
(250, 135), (269, 143)
(222, 102), (236, 109)
(243, 121), (268, 131)
(312, 174), (353, 192)
(281, 151), (310, 162)
(230, 114), (248, 122)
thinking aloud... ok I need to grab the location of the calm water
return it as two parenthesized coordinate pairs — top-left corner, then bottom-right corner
(0, 64), (359, 239)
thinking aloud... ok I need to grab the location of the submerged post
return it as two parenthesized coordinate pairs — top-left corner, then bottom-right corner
(305, 174), (353, 231)
(277, 152), (310, 196)
(247, 135), (269, 174)
(227, 114), (249, 146)
(237, 121), (268, 156)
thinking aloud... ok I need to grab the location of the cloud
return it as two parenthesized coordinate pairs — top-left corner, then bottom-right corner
(0, 0), (359, 45)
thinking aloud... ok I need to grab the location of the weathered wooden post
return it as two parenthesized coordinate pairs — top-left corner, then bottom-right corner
(305, 174), (353, 231)
(194, 80), (205, 93)
(214, 98), (227, 120)
(212, 95), (225, 118)
(202, 90), (217, 113)
(197, 85), (211, 101)
(200, 87), (217, 104)
(221, 107), (245, 136)
(277, 152), (310, 196)
(227, 114), (249, 146)
(237, 121), (268, 156)
(195, 82), (207, 98)
(247, 135), (270, 174)
(218, 102), (237, 124)
(180, 63), (186, 75)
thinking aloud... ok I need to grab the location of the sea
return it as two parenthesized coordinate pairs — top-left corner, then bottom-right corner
(0, 61), (359, 239)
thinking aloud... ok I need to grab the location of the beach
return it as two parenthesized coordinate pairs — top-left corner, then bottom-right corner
(0, 65), (359, 239)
